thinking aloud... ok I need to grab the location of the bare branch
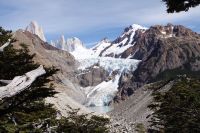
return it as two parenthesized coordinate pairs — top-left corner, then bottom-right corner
(0, 65), (46, 100)
(0, 39), (11, 52)
(0, 80), (12, 84)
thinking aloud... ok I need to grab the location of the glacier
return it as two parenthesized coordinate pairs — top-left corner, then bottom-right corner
(79, 57), (140, 107)
(78, 57), (140, 73)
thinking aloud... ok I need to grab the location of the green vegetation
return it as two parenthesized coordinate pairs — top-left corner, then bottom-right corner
(57, 106), (110, 133)
(135, 123), (146, 133)
(162, 0), (200, 13)
(149, 77), (200, 132)
(0, 27), (109, 132)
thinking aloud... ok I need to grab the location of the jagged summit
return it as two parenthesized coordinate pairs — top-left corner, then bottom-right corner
(50, 35), (86, 53)
(25, 21), (46, 42)
(65, 37), (85, 52)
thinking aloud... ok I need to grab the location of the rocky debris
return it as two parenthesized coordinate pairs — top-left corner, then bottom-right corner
(108, 81), (175, 132)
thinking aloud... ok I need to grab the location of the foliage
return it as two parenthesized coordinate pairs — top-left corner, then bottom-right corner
(135, 123), (146, 133)
(149, 77), (200, 132)
(0, 26), (59, 132)
(57, 106), (110, 133)
(162, 0), (200, 13)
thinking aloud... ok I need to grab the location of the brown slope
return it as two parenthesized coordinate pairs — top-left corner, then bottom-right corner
(12, 30), (93, 114)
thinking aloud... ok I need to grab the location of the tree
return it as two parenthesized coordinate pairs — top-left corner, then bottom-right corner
(57, 106), (110, 133)
(0, 26), (59, 132)
(162, 0), (200, 13)
(148, 77), (200, 132)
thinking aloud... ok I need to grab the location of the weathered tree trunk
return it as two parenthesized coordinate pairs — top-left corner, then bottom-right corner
(0, 40), (46, 99)
(0, 39), (11, 52)
(0, 65), (46, 100)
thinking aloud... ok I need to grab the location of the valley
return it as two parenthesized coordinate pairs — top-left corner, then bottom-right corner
(2, 20), (200, 132)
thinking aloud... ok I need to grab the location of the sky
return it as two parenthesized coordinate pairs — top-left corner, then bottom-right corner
(0, 0), (200, 47)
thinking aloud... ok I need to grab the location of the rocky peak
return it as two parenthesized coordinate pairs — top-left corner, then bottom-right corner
(60, 35), (66, 49)
(121, 24), (147, 38)
(66, 37), (85, 52)
(25, 21), (46, 42)
(50, 36), (85, 53)
(100, 38), (110, 43)
(148, 24), (199, 39)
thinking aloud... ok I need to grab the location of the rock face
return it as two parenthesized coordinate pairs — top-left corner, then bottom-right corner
(76, 67), (109, 87)
(51, 36), (86, 52)
(25, 21), (46, 42)
(131, 24), (200, 83)
(115, 24), (200, 101)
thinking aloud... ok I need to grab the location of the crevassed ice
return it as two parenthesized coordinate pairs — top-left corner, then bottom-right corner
(79, 57), (141, 107)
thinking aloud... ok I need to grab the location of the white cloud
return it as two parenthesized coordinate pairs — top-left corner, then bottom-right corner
(0, 0), (199, 40)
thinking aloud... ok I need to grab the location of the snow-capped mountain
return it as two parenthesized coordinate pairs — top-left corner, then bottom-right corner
(91, 38), (111, 56)
(50, 24), (147, 60)
(99, 24), (147, 58)
(25, 21), (46, 42)
(47, 24), (146, 107)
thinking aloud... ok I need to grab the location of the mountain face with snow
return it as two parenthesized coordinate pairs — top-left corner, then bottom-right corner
(10, 21), (200, 122)
(94, 24), (147, 58)
(44, 24), (150, 107)
(50, 24), (147, 60)
(114, 24), (200, 102)
(25, 21), (46, 42)
(24, 22), (200, 110)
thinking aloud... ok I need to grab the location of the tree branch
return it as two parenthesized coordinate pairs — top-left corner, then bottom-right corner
(0, 80), (12, 84)
(0, 65), (46, 100)
(0, 39), (11, 52)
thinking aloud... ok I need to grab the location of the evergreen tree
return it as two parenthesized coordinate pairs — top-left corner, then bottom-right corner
(0, 26), (59, 132)
(148, 77), (200, 132)
(162, 0), (200, 13)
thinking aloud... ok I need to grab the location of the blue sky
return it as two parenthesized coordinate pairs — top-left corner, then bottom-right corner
(0, 0), (200, 47)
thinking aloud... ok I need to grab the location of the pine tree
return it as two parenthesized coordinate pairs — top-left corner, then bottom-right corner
(0, 26), (59, 132)
(148, 76), (200, 132)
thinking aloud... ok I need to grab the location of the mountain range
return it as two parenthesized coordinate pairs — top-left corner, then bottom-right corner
(21, 21), (200, 132)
